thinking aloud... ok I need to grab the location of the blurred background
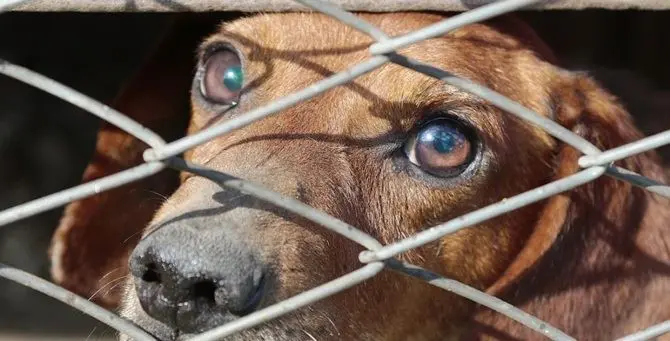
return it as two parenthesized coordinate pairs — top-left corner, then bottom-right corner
(0, 12), (171, 340)
(0, 9), (668, 341)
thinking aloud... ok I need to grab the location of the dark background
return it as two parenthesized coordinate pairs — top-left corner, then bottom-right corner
(0, 9), (668, 340)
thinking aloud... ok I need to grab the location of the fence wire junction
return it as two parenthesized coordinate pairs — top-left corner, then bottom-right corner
(0, 0), (669, 340)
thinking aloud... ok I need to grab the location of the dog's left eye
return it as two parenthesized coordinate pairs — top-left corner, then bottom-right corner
(404, 118), (475, 177)
(200, 48), (244, 104)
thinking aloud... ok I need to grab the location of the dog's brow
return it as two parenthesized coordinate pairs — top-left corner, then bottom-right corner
(197, 38), (244, 60)
(419, 79), (489, 110)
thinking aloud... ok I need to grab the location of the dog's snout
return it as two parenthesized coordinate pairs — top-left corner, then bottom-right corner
(129, 225), (266, 333)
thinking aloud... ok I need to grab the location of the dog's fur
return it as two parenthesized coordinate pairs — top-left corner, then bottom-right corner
(49, 12), (670, 341)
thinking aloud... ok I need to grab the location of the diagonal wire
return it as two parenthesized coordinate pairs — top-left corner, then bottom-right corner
(606, 166), (670, 198)
(0, 60), (166, 149)
(614, 321), (670, 341)
(359, 166), (605, 263)
(580, 129), (670, 168)
(0, 263), (157, 341)
(293, 0), (390, 41)
(387, 53), (602, 156)
(369, 0), (542, 55)
(165, 157), (383, 251)
(0, 162), (165, 227)
(386, 259), (575, 341)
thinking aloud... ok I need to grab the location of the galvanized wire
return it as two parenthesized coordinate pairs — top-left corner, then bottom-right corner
(0, 60), (166, 149)
(0, 0), (669, 341)
(386, 54), (603, 156)
(615, 321), (670, 341)
(0, 264), (156, 341)
(189, 262), (385, 341)
(359, 166), (606, 263)
(606, 166), (670, 198)
(580, 129), (670, 167)
(293, 0), (390, 41)
(166, 158), (383, 251)
(385, 259), (576, 341)
(0, 162), (165, 226)
(368, 0), (541, 56)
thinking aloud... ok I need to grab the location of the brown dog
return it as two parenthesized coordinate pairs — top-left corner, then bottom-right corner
(49, 11), (670, 341)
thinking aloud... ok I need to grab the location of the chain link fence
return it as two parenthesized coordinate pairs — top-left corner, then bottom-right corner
(0, 0), (669, 340)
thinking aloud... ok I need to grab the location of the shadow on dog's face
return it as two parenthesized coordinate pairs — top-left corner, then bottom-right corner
(117, 12), (649, 341)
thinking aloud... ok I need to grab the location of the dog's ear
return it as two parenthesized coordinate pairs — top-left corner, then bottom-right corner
(487, 72), (667, 294)
(472, 71), (668, 338)
(483, 14), (558, 65)
(48, 15), (221, 308)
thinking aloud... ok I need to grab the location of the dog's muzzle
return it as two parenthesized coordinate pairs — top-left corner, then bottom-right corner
(129, 219), (266, 334)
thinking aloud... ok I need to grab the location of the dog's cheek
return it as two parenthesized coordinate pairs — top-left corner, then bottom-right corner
(260, 222), (333, 295)
(262, 154), (364, 289)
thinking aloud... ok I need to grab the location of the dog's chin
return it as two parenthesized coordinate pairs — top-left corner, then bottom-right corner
(172, 327), (317, 341)
(121, 322), (328, 341)
(119, 284), (341, 340)
(121, 308), (333, 341)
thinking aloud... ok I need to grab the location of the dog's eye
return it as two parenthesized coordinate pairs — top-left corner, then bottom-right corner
(404, 118), (474, 177)
(200, 48), (244, 104)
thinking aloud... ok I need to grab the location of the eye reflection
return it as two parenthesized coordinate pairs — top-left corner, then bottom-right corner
(223, 65), (244, 92)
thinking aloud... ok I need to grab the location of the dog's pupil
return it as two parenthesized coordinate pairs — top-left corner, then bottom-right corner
(432, 131), (455, 153)
(223, 66), (244, 92)
(419, 124), (462, 154)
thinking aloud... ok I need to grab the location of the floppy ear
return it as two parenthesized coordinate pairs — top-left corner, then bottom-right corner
(48, 15), (222, 308)
(470, 71), (669, 339)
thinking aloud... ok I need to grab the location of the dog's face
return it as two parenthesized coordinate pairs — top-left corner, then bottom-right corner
(118, 12), (571, 340)
(50, 11), (661, 341)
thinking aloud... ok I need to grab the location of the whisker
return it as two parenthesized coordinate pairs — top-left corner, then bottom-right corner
(142, 189), (170, 201)
(86, 326), (97, 341)
(98, 267), (122, 281)
(123, 229), (146, 244)
(325, 316), (340, 336)
(89, 275), (129, 301)
(306, 307), (340, 337)
(99, 278), (131, 299)
(303, 330), (318, 341)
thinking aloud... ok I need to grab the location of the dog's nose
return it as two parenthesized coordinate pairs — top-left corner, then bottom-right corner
(129, 225), (266, 333)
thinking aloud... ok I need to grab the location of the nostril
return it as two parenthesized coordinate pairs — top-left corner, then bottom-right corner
(193, 280), (217, 303)
(141, 263), (161, 283)
(230, 273), (265, 316)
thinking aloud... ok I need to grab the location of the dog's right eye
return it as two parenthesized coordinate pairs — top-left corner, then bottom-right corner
(199, 48), (244, 104)
(403, 118), (476, 178)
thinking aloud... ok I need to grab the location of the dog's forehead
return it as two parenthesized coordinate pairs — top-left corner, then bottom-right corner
(218, 12), (441, 49)
(216, 11), (539, 52)
(212, 12), (446, 96)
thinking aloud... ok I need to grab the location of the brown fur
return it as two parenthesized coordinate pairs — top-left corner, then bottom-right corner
(50, 11), (670, 341)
